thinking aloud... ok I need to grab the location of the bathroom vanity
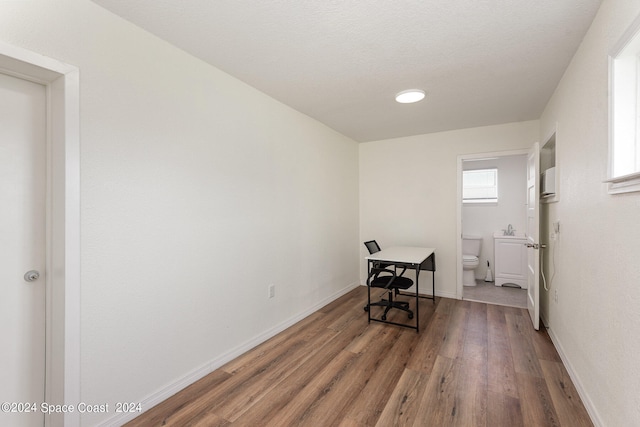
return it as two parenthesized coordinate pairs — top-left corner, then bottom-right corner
(493, 232), (528, 289)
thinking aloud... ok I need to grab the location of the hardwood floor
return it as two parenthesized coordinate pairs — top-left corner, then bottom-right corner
(125, 286), (593, 426)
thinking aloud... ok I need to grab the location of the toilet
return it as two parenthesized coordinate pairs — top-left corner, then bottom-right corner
(462, 235), (482, 287)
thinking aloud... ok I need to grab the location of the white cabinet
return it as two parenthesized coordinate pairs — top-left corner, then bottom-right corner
(493, 234), (527, 289)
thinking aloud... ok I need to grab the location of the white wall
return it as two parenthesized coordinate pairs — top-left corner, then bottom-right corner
(0, 1), (359, 425)
(462, 155), (527, 279)
(539, 0), (640, 425)
(359, 120), (539, 298)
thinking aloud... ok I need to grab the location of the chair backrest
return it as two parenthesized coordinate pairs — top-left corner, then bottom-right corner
(364, 240), (381, 254)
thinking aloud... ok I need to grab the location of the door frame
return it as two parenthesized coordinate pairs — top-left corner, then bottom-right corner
(456, 147), (531, 301)
(526, 142), (541, 330)
(0, 42), (80, 427)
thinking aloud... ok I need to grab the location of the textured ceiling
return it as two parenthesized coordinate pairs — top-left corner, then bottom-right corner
(92, 0), (602, 142)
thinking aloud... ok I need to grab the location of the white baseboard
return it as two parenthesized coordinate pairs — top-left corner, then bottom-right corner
(435, 290), (458, 299)
(546, 327), (604, 427)
(97, 282), (360, 427)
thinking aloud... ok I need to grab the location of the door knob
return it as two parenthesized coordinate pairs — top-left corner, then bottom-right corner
(24, 270), (40, 282)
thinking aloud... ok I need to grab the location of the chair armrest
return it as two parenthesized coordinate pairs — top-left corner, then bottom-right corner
(396, 266), (408, 277)
(368, 267), (399, 289)
(368, 267), (395, 278)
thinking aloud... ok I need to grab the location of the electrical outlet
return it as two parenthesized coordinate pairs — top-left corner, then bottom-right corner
(268, 284), (275, 299)
(554, 289), (558, 303)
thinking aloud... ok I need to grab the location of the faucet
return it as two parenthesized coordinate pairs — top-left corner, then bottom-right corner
(504, 224), (515, 236)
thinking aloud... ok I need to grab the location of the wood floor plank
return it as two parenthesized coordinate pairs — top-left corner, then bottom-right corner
(229, 317), (369, 426)
(318, 286), (367, 315)
(506, 312), (545, 377)
(406, 298), (452, 373)
(125, 288), (593, 427)
(123, 370), (231, 427)
(341, 328), (417, 425)
(269, 321), (406, 427)
(533, 327), (563, 362)
(159, 337), (313, 426)
(337, 417), (368, 427)
(220, 316), (320, 375)
(263, 350), (361, 427)
(460, 302), (488, 385)
(464, 298), (488, 349)
(452, 304), (489, 427)
(517, 372), (562, 427)
(486, 391), (524, 427)
(411, 355), (458, 426)
(540, 359), (594, 427)
(375, 368), (430, 427)
(451, 374), (487, 427)
(214, 327), (340, 421)
(345, 321), (398, 355)
(487, 304), (519, 398)
(327, 288), (380, 332)
(439, 300), (470, 359)
(183, 411), (229, 427)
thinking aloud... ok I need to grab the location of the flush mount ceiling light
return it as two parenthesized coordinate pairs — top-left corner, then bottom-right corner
(395, 89), (425, 104)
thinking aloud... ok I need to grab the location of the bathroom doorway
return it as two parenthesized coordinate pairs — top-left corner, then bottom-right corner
(457, 150), (529, 308)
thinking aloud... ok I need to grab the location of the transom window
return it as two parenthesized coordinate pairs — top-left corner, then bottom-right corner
(463, 168), (498, 203)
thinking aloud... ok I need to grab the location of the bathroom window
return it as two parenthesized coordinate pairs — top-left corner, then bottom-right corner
(607, 14), (640, 194)
(463, 168), (498, 203)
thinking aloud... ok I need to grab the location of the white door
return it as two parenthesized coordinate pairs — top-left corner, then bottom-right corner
(526, 142), (540, 330)
(0, 72), (47, 426)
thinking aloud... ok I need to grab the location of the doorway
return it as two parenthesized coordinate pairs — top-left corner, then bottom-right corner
(0, 42), (80, 426)
(457, 149), (529, 308)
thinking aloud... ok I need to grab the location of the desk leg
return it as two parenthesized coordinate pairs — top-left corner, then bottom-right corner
(415, 264), (419, 333)
(398, 254), (436, 302)
(430, 252), (436, 300)
(366, 260), (371, 324)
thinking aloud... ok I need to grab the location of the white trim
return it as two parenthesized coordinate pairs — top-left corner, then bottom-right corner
(433, 289), (459, 300)
(540, 125), (559, 204)
(0, 41), (81, 427)
(604, 170), (640, 194)
(547, 328), (603, 427)
(604, 170), (640, 182)
(98, 282), (361, 426)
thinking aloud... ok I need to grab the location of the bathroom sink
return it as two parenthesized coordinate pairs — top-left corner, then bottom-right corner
(493, 231), (526, 239)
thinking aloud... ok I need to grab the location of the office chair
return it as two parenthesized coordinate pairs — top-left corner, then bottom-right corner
(363, 240), (413, 320)
(365, 266), (414, 321)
